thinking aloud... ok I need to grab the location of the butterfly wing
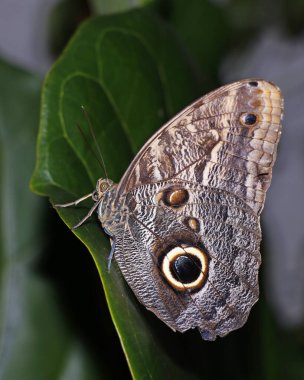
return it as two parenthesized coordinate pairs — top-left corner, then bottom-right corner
(117, 79), (283, 215)
(102, 79), (283, 340)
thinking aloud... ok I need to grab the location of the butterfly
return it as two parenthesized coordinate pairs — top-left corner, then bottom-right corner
(56, 79), (283, 340)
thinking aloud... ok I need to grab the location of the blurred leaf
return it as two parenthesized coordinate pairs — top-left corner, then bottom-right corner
(167, 0), (232, 87)
(48, 0), (91, 56)
(0, 59), (100, 380)
(90, 0), (153, 15)
(227, 0), (264, 30)
(225, 0), (278, 43)
(31, 9), (203, 379)
(260, 297), (304, 380)
(282, 0), (304, 34)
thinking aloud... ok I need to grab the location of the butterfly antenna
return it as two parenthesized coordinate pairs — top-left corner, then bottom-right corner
(76, 122), (105, 172)
(81, 105), (109, 180)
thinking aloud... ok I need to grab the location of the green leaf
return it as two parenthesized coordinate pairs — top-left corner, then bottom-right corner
(168, 0), (232, 87)
(89, 0), (153, 15)
(48, 0), (91, 56)
(0, 59), (100, 380)
(31, 9), (203, 379)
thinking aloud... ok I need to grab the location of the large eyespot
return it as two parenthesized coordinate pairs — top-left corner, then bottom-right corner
(162, 188), (189, 208)
(239, 112), (258, 127)
(161, 246), (208, 291)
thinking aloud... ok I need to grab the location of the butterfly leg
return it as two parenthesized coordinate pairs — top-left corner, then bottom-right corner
(70, 201), (101, 230)
(103, 227), (115, 272)
(107, 240), (116, 272)
(54, 193), (93, 208)
(54, 195), (101, 230)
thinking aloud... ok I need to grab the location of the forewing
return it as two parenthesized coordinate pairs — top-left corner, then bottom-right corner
(117, 79), (283, 215)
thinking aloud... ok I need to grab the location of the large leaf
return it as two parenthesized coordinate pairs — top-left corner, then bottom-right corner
(31, 8), (263, 379)
(31, 9), (202, 379)
(0, 60), (100, 380)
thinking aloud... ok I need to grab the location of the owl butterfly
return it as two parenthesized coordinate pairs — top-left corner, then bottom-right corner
(56, 79), (283, 341)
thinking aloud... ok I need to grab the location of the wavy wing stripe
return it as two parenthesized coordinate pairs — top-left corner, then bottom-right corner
(117, 79), (283, 215)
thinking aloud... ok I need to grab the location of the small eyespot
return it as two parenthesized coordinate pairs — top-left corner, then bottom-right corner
(239, 112), (258, 127)
(162, 188), (189, 208)
(248, 81), (258, 87)
(184, 217), (200, 232)
(161, 246), (208, 291)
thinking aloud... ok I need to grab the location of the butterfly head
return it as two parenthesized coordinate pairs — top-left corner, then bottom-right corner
(93, 178), (114, 201)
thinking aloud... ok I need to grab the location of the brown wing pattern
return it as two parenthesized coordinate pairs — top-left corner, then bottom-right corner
(117, 79), (283, 215)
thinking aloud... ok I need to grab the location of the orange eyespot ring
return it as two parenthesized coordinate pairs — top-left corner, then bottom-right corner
(239, 112), (258, 127)
(162, 188), (189, 208)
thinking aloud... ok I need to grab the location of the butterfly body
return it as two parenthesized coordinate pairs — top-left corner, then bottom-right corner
(57, 79), (283, 340)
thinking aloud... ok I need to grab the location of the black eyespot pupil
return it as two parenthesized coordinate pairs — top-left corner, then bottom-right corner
(170, 255), (202, 284)
(249, 81), (258, 87)
(244, 113), (257, 125)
